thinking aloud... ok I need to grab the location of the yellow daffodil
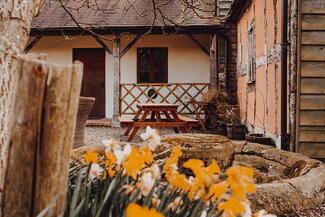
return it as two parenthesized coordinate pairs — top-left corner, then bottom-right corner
(140, 126), (161, 151)
(123, 146), (146, 179)
(226, 166), (255, 201)
(140, 146), (153, 165)
(207, 181), (229, 201)
(163, 145), (182, 174)
(105, 151), (118, 177)
(183, 159), (221, 187)
(206, 160), (221, 174)
(84, 150), (98, 164)
(137, 172), (156, 196)
(102, 138), (119, 152)
(218, 196), (245, 217)
(166, 196), (183, 212)
(143, 164), (160, 179)
(167, 173), (190, 192)
(88, 163), (103, 180)
(114, 144), (132, 165)
(126, 203), (165, 217)
(188, 183), (206, 200)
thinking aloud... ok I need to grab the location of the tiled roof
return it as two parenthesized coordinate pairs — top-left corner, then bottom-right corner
(31, 0), (222, 30)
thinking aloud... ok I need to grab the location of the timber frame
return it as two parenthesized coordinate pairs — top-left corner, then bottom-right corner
(30, 25), (235, 126)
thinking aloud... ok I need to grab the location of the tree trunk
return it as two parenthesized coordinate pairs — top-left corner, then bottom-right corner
(0, 0), (44, 213)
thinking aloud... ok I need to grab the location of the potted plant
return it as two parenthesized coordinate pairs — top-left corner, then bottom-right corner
(223, 106), (246, 140)
(201, 88), (229, 133)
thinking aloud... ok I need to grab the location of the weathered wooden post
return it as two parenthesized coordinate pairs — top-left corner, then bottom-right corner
(2, 54), (83, 217)
(210, 33), (218, 89)
(112, 37), (121, 128)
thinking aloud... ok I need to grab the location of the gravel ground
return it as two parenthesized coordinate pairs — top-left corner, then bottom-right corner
(85, 126), (176, 146)
(84, 126), (325, 217)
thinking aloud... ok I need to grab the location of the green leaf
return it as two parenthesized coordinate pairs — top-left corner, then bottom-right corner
(94, 178), (117, 217)
(71, 197), (86, 217)
(69, 172), (83, 217)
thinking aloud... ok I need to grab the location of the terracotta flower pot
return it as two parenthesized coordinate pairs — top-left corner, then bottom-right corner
(226, 124), (246, 140)
(73, 97), (95, 148)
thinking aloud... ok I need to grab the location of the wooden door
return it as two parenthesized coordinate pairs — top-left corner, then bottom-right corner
(73, 48), (105, 118)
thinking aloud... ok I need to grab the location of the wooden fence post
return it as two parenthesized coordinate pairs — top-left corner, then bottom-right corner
(2, 55), (83, 217)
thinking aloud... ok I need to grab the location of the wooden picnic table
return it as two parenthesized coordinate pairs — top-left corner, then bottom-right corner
(119, 103), (198, 142)
(187, 101), (212, 132)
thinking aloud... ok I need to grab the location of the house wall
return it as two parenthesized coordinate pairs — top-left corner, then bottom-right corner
(296, 0), (325, 158)
(236, 0), (283, 148)
(28, 34), (211, 118)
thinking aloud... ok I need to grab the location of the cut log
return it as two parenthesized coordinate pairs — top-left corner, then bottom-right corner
(3, 55), (49, 217)
(33, 61), (83, 216)
(3, 55), (83, 217)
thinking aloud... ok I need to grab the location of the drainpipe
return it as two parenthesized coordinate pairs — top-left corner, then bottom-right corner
(281, 0), (289, 150)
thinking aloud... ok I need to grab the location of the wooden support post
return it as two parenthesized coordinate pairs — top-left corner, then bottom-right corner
(120, 34), (142, 58)
(3, 54), (83, 217)
(187, 34), (210, 56)
(93, 35), (112, 55)
(112, 37), (121, 127)
(24, 36), (42, 54)
(210, 34), (218, 89)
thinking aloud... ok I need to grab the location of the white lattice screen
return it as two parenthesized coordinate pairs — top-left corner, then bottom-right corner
(120, 83), (210, 115)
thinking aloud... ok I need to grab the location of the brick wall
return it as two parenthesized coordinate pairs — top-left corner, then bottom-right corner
(218, 23), (238, 104)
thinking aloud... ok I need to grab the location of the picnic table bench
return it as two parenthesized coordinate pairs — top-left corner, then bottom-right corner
(187, 101), (212, 132)
(119, 103), (199, 142)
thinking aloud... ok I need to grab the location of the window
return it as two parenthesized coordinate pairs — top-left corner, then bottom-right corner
(137, 47), (168, 83)
(247, 22), (256, 83)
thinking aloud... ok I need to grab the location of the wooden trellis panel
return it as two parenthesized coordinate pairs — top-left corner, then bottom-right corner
(120, 83), (210, 115)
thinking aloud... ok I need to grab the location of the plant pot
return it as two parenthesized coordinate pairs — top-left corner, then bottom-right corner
(226, 124), (246, 140)
(73, 97), (95, 148)
(217, 121), (227, 135)
(246, 133), (273, 146)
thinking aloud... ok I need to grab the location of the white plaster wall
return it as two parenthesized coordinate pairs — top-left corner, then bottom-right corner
(29, 34), (210, 118)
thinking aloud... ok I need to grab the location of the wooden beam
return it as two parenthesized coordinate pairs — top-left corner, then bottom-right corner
(93, 35), (112, 55)
(187, 34), (209, 56)
(24, 36), (42, 53)
(120, 34), (142, 58)
(210, 34), (218, 88)
(112, 37), (121, 127)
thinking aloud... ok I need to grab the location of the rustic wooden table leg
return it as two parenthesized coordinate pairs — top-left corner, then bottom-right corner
(170, 111), (188, 133)
(163, 111), (179, 133)
(203, 108), (212, 128)
(150, 111), (156, 121)
(124, 109), (141, 136)
(155, 111), (162, 122)
(127, 111), (149, 142)
(196, 105), (207, 132)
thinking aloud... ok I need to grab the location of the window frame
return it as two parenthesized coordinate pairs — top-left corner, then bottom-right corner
(247, 22), (256, 84)
(137, 47), (168, 83)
